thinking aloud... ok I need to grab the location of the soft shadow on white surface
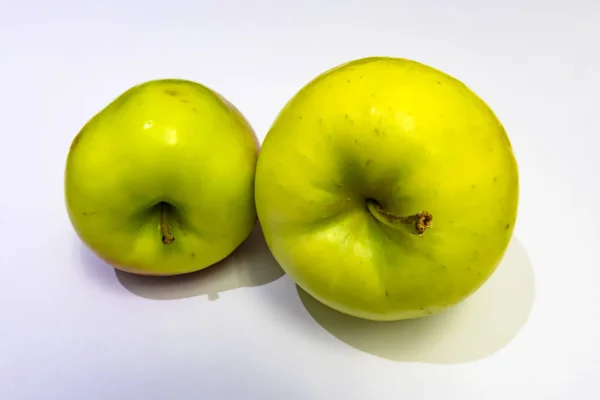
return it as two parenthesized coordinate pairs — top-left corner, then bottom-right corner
(297, 237), (535, 364)
(79, 223), (285, 300)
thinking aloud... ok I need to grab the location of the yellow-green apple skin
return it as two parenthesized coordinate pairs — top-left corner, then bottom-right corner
(255, 57), (519, 321)
(65, 79), (259, 276)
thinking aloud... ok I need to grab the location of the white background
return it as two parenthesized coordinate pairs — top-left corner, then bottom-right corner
(1, 0), (599, 399)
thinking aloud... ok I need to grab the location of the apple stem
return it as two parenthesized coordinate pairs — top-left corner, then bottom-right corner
(366, 199), (432, 235)
(160, 203), (175, 244)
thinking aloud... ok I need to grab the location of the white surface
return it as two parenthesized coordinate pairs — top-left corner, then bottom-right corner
(1, 0), (599, 399)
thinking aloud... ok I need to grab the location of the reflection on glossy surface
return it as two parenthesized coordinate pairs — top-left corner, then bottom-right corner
(298, 237), (534, 364)
(114, 223), (285, 300)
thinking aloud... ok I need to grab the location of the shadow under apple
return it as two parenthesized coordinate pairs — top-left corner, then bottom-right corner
(297, 236), (535, 364)
(109, 223), (285, 300)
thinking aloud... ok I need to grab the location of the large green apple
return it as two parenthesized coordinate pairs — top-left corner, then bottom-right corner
(65, 79), (259, 276)
(255, 57), (519, 321)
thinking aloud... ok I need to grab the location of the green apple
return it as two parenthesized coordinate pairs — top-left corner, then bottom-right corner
(255, 57), (519, 321)
(65, 79), (259, 276)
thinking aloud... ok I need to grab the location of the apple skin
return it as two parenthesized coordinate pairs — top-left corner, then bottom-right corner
(255, 57), (519, 321)
(65, 79), (259, 276)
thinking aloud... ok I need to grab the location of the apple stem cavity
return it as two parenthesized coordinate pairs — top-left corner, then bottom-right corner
(366, 199), (432, 235)
(160, 202), (175, 244)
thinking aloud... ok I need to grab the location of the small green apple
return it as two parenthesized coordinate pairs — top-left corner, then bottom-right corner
(255, 57), (519, 321)
(65, 79), (259, 276)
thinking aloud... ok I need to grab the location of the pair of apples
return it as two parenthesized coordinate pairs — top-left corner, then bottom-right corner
(65, 57), (519, 321)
